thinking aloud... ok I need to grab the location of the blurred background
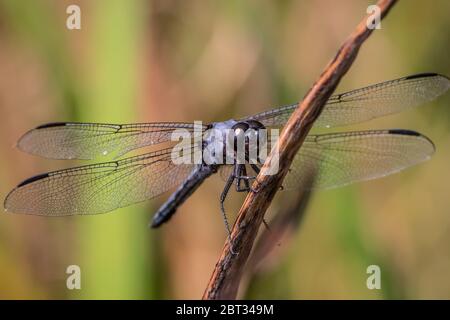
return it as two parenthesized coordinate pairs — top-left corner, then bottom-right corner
(0, 0), (449, 299)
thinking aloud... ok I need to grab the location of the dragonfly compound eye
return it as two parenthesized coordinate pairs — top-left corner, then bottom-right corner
(230, 122), (249, 147)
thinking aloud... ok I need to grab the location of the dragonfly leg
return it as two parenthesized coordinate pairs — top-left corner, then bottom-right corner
(235, 165), (252, 192)
(250, 164), (260, 175)
(234, 164), (244, 192)
(236, 164), (261, 193)
(235, 164), (258, 192)
(220, 169), (238, 255)
(240, 165), (250, 191)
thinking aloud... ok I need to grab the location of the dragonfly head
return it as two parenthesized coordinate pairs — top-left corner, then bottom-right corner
(230, 120), (267, 164)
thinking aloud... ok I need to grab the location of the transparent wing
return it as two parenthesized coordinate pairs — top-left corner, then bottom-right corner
(245, 73), (450, 128)
(4, 146), (198, 216)
(17, 122), (206, 160)
(283, 129), (435, 190)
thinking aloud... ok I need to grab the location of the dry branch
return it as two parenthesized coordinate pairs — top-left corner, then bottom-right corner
(246, 173), (315, 272)
(238, 183), (314, 298)
(203, 0), (398, 300)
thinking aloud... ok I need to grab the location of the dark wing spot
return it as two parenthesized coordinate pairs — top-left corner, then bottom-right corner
(17, 173), (49, 187)
(404, 73), (439, 80)
(388, 129), (420, 137)
(36, 122), (68, 129)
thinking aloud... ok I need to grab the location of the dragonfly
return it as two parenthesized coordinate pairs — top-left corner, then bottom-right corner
(4, 73), (450, 240)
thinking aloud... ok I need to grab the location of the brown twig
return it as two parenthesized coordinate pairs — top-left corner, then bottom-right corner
(246, 173), (315, 272)
(238, 177), (314, 298)
(203, 0), (398, 300)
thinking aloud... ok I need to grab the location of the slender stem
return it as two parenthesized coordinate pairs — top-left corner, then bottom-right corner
(203, 0), (398, 300)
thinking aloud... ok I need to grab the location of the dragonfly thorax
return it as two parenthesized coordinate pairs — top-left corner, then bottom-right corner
(202, 120), (267, 165)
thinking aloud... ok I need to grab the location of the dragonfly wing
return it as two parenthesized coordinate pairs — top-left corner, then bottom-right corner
(17, 122), (206, 160)
(283, 130), (435, 190)
(245, 73), (450, 128)
(4, 146), (198, 216)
